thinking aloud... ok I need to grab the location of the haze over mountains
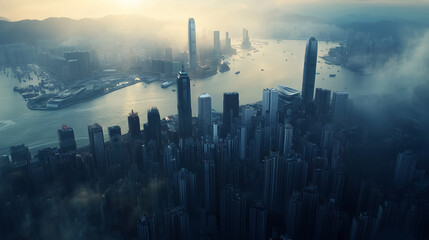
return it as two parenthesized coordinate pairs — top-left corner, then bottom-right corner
(0, 11), (427, 47)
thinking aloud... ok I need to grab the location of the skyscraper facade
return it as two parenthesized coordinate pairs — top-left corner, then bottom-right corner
(262, 88), (279, 126)
(225, 32), (232, 54)
(108, 126), (123, 165)
(128, 110), (141, 140)
(315, 88), (331, 120)
(222, 92), (239, 137)
(331, 91), (349, 122)
(241, 28), (251, 49)
(146, 107), (161, 148)
(177, 69), (193, 138)
(188, 18), (197, 68)
(394, 151), (416, 187)
(198, 93), (212, 137)
(301, 37), (318, 104)
(213, 31), (221, 58)
(58, 125), (77, 154)
(88, 123), (106, 168)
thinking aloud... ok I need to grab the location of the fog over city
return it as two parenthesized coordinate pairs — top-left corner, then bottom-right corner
(0, 0), (428, 240)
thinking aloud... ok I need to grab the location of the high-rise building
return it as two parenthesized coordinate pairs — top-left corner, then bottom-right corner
(177, 68), (193, 138)
(315, 88), (331, 119)
(198, 93), (212, 137)
(222, 92), (239, 137)
(262, 88), (279, 126)
(301, 37), (318, 104)
(108, 126), (124, 164)
(58, 125), (77, 154)
(204, 159), (216, 213)
(331, 91), (349, 122)
(137, 212), (156, 240)
(264, 154), (287, 212)
(394, 151), (416, 187)
(128, 110), (141, 140)
(241, 28), (251, 49)
(283, 124), (293, 156)
(10, 144), (31, 164)
(164, 207), (190, 240)
(220, 185), (247, 240)
(249, 203), (267, 240)
(239, 126), (246, 160)
(225, 32), (233, 54)
(88, 123), (106, 168)
(146, 107), (161, 148)
(178, 168), (197, 215)
(214, 31), (221, 58)
(64, 50), (91, 78)
(188, 18), (197, 68)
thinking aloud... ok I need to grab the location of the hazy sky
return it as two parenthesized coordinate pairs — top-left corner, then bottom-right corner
(1, 0), (429, 22)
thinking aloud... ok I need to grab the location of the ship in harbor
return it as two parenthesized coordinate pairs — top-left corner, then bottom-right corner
(161, 81), (175, 88)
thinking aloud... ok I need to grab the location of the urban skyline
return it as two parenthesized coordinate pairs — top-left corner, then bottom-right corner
(1, 3), (429, 239)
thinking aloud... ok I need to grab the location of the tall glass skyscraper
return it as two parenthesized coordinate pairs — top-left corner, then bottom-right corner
(301, 37), (318, 104)
(213, 31), (221, 58)
(177, 68), (193, 138)
(146, 107), (161, 147)
(88, 123), (106, 168)
(188, 18), (197, 68)
(198, 93), (212, 137)
(58, 125), (77, 154)
(222, 92), (239, 137)
(262, 88), (279, 126)
(128, 110), (141, 140)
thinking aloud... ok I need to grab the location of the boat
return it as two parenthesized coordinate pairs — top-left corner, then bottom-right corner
(161, 81), (175, 88)
(329, 74), (336, 77)
(235, 71), (240, 74)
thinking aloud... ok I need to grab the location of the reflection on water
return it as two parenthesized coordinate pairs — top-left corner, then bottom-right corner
(0, 39), (371, 155)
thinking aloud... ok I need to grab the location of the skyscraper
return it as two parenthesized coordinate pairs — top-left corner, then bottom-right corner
(239, 126), (246, 160)
(262, 88), (279, 126)
(137, 212), (156, 240)
(88, 123), (106, 169)
(108, 126), (124, 165)
(301, 37), (318, 104)
(178, 168), (197, 214)
(204, 159), (216, 213)
(283, 123), (293, 156)
(146, 107), (161, 148)
(213, 31), (221, 58)
(220, 185), (247, 240)
(315, 88), (331, 119)
(225, 32), (232, 54)
(241, 28), (251, 49)
(58, 125), (77, 154)
(164, 207), (190, 240)
(177, 68), (193, 138)
(249, 203), (267, 240)
(128, 110), (141, 140)
(198, 93), (212, 137)
(222, 92), (239, 137)
(394, 151), (416, 187)
(188, 18), (197, 68)
(331, 91), (349, 122)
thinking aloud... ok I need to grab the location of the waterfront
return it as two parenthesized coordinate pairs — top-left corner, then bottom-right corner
(0, 39), (372, 155)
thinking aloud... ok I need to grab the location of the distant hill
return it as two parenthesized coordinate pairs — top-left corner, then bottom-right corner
(0, 15), (166, 45)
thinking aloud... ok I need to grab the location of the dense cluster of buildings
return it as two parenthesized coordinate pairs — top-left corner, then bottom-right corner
(1, 33), (428, 240)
